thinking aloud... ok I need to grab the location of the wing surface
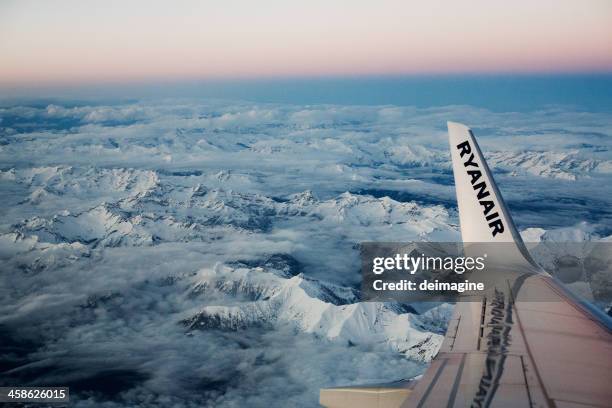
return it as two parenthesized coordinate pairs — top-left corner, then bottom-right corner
(320, 123), (612, 408)
(401, 123), (612, 408)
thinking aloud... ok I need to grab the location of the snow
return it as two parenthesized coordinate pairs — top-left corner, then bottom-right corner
(188, 264), (443, 361)
(487, 150), (608, 180)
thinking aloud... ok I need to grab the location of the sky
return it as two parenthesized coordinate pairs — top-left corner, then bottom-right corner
(1, 0), (612, 87)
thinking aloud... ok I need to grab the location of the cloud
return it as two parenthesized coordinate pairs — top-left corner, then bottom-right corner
(1, 99), (611, 406)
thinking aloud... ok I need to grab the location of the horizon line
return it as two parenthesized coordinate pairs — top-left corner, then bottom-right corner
(3, 70), (612, 90)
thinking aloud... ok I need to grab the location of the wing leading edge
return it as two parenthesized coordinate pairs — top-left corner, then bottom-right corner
(320, 122), (612, 408)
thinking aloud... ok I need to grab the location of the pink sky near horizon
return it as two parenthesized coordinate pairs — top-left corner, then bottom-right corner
(1, 0), (611, 86)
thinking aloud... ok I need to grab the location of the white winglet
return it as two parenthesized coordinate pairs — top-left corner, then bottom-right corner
(447, 122), (539, 269)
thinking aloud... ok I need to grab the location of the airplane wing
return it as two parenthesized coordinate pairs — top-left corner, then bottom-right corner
(320, 122), (612, 408)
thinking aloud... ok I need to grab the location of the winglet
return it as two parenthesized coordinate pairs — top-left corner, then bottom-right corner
(447, 122), (539, 269)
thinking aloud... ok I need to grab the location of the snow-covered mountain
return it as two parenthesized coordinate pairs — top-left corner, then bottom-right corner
(185, 262), (447, 362)
(521, 224), (612, 307)
(487, 150), (610, 180)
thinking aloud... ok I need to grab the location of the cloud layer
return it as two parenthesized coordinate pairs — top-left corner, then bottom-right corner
(1, 99), (611, 406)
